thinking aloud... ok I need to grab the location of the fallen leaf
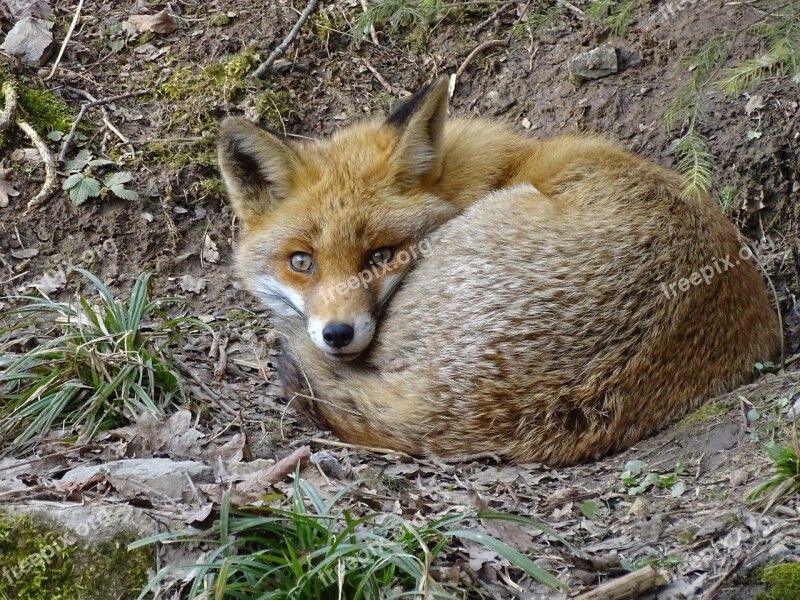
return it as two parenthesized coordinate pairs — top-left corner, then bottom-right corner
(236, 445), (311, 494)
(179, 274), (207, 294)
(28, 270), (67, 294)
(11, 248), (38, 259)
(202, 234), (220, 264)
(744, 94), (765, 115)
(129, 9), (178, 35)
(0, 168), (20, 208)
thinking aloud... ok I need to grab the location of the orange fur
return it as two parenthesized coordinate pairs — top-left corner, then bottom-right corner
(219, 79), (781, 466)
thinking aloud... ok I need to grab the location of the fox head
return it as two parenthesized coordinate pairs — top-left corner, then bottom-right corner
(218, 79), (456, 360)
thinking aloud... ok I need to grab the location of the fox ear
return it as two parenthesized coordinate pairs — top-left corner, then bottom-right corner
(217, 117), (300, 221)
(385, 77), (449, 187)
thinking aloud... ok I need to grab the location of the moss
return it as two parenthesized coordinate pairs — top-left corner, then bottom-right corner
(161, 48), (258, 132)
(255, 89), (295, 130)
(189, 177), (225, 201)
(677, 401), (728, 426)
(758, 563), (800, 600)
(209, 13), (230, 27)
(0, 512), (152, 600)
(143, 137), (217, 170)
(0, 70), (74, 135)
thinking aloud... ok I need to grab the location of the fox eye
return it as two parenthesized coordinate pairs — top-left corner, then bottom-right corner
(369, 248), (393, 267)
(289, 252), (314, 273)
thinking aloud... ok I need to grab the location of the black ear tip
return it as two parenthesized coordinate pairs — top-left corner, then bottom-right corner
(386, 79), (447, 129)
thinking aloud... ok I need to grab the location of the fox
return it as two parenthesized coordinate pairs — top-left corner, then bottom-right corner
(217, 78), (781, 466)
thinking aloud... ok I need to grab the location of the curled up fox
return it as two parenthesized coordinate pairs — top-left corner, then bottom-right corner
(218, 79), (780, 466)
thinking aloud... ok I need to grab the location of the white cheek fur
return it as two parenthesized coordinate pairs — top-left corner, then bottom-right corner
(252, 275), (305, 317)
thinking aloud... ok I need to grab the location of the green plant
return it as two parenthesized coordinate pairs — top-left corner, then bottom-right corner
(661, 3), (800, 200)
(717, 184), (739, 213)
(134, 478), (571, 598)
(716, 5), (800, 96)
(586, 0), (641, 37)
(747, 431), (800, 509)
(61, 149), (139, 205)
(0, 270), (208, 449)
(353, 0), (443, 47)
(620, 460), (687, 497)
(620, 548), (681, 572)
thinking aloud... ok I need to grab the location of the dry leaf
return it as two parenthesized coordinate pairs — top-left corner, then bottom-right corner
(129, 9), (178, 35)
(202, 234), (220, 264)
(179, 274), (207, 294)
(744, 94), (765, 115)
(28, 270), (67, 294)
(11, 248), (38, 259)
(0, 168), (20, 208)
(237, 445), (311, 494)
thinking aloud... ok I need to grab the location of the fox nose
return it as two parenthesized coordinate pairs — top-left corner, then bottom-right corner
(322, 322), (355, 349)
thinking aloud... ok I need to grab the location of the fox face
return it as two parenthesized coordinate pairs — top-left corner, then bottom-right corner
(218, 80), (454, 359)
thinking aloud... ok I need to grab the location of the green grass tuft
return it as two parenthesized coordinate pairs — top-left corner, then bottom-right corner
(0, 269), (209, 450)
(352, 0), (442, 47)
(747, 429), (800, 510)
(133, 477), (571, 598)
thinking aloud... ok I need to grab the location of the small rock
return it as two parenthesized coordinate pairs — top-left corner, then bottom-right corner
(629, 497), (650, 517)
(729, 469), (749, 487)
(61, 458), (213, 502)
(0, 16), (54, 66)
(310, 451), (346, 478)
(568, 44), (618, 80)
(271, 59), (292, 74)
(3, 0), (53, 20)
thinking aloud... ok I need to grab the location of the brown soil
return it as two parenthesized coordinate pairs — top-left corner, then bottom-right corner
(1, 0), (799, 598)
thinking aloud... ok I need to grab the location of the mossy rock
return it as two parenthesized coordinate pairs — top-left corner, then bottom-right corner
(0, 70), (75, 138)
(757, 562), (800, 600)
(0, 507), (154, 600)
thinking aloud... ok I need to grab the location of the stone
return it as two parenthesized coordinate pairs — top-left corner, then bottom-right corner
(568, 44), (618, 80)
(61, 458), (214, 502)
(0, 16), (54, 66)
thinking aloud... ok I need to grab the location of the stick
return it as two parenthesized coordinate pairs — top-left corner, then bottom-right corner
(556, 0), (586, 19)
(251, 0), (320, 78)
(451, 38), (510, 97)
(474, 4), (511, 34)
(58, 90), (147, 162)
(0, 82), (17, 133)
(44, 0), (85, 81)
(699, 557), (745, 600)
(17, 120), (57, 212)
(362, 58), (393, 93)
(359, 0), (380, 45)
(574, 565), (667, 600)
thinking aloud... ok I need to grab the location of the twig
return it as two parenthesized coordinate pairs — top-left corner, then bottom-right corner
(574, 565), (668, 599)
(359, 0), (380, 45)
(58, 90), (147, 162)
(0, 82), (18, 133)
(700, 556), (745, 600)
(173, 357), (239, 417)
(474, 4), (511, 34)
(17, 120), (57, 212)
(213, 334), (229, 382)
(362, 58), (393, 93)
(310, 437), (413, 457)
(556, 0), (586, 19)
(44, 0), (85, 81)
(450, 38), (510, 97)
(251, 0), (320, 78)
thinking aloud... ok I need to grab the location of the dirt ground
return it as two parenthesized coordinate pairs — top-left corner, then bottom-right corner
(1, 0), (799, 598)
